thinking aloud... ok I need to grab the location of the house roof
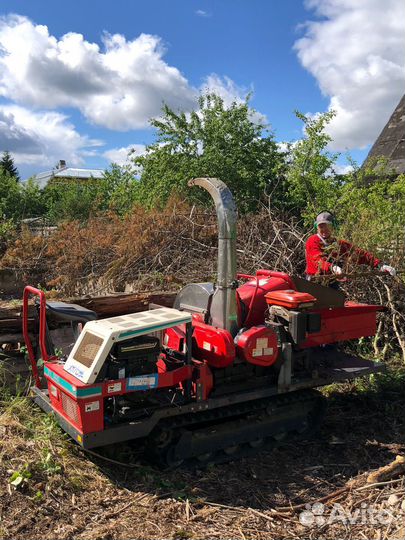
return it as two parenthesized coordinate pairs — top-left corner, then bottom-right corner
(363, 94), (405, 175)
(35, 165), (104, 188)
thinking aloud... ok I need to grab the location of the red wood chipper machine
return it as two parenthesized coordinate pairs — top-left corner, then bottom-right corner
(23, 178), (385, 466)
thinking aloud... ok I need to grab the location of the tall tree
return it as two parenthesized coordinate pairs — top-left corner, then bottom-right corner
(132, 93), (286, 212)
(286, 110), (342, 223)
(0, 151), (20, 181)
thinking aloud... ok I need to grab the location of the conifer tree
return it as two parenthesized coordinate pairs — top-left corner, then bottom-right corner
(0, 151), (20, 181)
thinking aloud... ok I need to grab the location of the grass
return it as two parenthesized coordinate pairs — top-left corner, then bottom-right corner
(0, 393), (66, 480)
(322, 360), (405, 397)
(0, 361), (404, 539)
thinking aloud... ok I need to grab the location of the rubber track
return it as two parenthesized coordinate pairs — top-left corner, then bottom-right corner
(147, 389), (327, 468)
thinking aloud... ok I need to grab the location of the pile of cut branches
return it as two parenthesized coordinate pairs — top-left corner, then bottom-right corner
(1, 199), (404, 359)
(0, 200), (306, 296)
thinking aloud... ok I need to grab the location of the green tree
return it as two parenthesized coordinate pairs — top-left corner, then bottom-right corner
(286, 110), (342, 223)
(43, 180), (101, 223)
(0, 151), (20, 181)
(0, 168), (23, 221)
(338, 173), (405, 255)
(0, 170), (45, 222)
(98, 164), (139, 216)
(43, 166), (138, 223)
(0, 169), (45, 252)
(20, 177), (47, 218)
(132, 93), (286, 212)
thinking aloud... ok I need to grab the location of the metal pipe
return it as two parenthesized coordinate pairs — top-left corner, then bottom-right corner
(188, 178), (239, 335)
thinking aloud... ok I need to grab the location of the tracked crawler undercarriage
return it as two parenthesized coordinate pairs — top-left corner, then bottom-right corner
(24, 178), (385, 467)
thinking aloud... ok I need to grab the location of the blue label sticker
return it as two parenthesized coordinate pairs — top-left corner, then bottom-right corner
(66, 364), (85, 380)
(127, 374), (158, 391)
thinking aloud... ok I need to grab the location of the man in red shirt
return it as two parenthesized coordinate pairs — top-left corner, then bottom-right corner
(305, 211), (396, 285)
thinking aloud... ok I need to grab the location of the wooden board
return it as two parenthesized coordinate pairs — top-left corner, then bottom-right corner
(72, 291), (177, 316)
(0, 290), (178, 341)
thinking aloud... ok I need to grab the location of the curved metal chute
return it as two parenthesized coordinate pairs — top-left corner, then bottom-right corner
(188, 178), (238, 335)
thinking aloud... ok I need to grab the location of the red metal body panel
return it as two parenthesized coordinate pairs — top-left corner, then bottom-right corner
(193, 360), (214, 400)
(301, 302), (382, 347)
(235, 326), (279, 367)
(192, 320), (235, 368)
(163, 325), (185, 351)
(265, 290), (316, 309)
(45, 364), (104, 434)
(237, 274), (292, 327)
(44, 361), (193, 435)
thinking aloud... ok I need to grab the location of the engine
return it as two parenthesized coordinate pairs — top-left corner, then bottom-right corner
(98, 335), (160, 381)
(172, 271), (295, 371)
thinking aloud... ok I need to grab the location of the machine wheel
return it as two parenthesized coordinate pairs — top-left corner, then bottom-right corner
(165, 447), (184, 469)
(272, 432), (287, 441)
(144, 389), (327, 468)
(147, 427), (184, 468)
(249, 438), (264, 448)
(154, 428), (175, 449)
(224, 445), (239, 455)
(196, 452), (214, 463)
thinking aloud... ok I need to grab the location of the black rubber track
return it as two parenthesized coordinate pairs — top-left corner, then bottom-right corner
(145, 389), (327, 468)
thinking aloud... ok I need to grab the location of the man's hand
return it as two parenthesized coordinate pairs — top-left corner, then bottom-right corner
(331, 265), (343, 275)
(380, 264), (396, 276)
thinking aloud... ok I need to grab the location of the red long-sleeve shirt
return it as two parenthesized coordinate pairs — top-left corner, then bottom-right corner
(305, 234), (380, 276)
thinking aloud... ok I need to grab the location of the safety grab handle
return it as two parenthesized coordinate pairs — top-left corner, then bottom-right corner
(22, 286), (55, 388)
(237, 270), (295, 289)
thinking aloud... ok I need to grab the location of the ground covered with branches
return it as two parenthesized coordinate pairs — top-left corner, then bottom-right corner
(0, 369), (404, 540)
(0, 94), (404, 539)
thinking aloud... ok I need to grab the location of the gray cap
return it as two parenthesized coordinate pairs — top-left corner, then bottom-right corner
(315, 211), (334, 225)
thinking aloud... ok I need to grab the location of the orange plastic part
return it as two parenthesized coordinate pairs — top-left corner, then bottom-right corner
(265, 290), (317, 309)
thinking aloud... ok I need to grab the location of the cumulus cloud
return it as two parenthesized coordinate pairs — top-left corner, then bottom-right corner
(295, 0), (405, 150)
(201, 74), (267, 125)
(201, 74), (249, 106)
(196, 10), (211, 17)
(334, 163), (354, 175)
(0, 14), (197, 130)
(0, 104), (102, 166)
(103, 144), (146, 166)
(0, 14), (269, 169)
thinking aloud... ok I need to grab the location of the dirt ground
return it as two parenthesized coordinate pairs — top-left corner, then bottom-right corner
(0, 372), (404, 540)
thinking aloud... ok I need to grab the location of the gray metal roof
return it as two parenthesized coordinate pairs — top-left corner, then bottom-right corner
(54, 168), (104, 179)
(363, 94), (405, 175)
(35, 166), (105, 188)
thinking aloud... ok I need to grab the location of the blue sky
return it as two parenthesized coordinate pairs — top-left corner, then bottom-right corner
(0, 0), (403, 179)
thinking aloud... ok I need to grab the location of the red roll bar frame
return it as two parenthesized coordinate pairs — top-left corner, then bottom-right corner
(22, 285), (56, 389)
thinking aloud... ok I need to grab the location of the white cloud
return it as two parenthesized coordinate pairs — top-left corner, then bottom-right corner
(196, 10), (211, 17)
(201, 74), (248, 106)
(334, 163), (354, 175)
(0, 104), (102, 166)
(0, 14), (270, 169)
(0, 14), (197, 130)
(103, 144), (146, 166)
(295, 0), (405, 150)
(201, 74), (267, 125)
